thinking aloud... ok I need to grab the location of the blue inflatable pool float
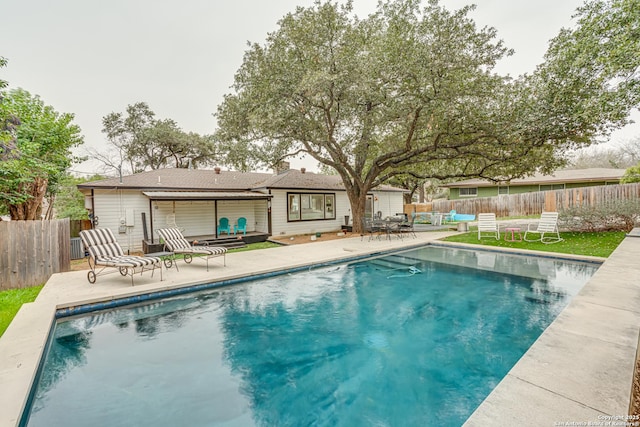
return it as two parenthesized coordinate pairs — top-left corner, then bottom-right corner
(453, 213), (475, 221)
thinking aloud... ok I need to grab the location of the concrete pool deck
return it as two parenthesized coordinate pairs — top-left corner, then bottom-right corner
(1, 230), (639, 426)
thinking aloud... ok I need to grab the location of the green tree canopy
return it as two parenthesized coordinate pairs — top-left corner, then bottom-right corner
(0, 56), (7, 90)
(98, 102), (219, 174)
(49, 173), (106, 220)
(1, 56), (16, 157)
(621, 162), (640, 183)
(532, 0), (639, 141)
(215, 0), (639, 232)
(0, 88), (83, 220)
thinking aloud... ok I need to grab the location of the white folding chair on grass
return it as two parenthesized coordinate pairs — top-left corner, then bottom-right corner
(477, 213), (500, 240)
(80, 228), (163, 285)
(524, 212), (563, 244)
(157, 228), (227, 271)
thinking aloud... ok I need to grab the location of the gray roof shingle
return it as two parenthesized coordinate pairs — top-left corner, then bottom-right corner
(78, 168), (272, 191)
(442, 168), (627, 188)
(78, 168), (406, 192)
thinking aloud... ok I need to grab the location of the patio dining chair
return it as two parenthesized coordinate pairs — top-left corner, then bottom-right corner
(398, 213), (417, 238)
(524, 212), (563, 244)
(80, 228), (163, 285)
(360, 217), (382, 241)
(157, 228), (227, 271)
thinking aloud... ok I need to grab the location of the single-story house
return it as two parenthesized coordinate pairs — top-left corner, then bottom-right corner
(77, 167), (406, 252)
(443, 168), (626, 200)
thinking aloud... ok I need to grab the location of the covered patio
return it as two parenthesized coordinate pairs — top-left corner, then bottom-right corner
(143, 191), (273, 252)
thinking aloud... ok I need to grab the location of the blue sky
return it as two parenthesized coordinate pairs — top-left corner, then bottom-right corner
(1, 0), (636, 174)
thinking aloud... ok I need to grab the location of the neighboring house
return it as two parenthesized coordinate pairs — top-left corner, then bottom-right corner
(77, 167), (406, 252)
(443, 168), (626, 200)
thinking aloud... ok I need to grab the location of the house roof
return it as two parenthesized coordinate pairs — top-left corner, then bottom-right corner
(442, 168), (627, 188)
(78, 168), (272, 191)
(78, 168), (406, 193)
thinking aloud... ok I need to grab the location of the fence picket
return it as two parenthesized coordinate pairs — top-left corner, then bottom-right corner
(0, 219), (71, 291)
(405, 183), (640, 219)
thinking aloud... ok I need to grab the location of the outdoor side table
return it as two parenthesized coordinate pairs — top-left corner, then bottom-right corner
(504, 227), (522, 242)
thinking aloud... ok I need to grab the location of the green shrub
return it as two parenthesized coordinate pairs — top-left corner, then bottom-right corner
(560, 199), (640, 232)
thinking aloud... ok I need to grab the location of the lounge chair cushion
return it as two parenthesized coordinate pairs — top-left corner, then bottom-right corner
(157, 228), (228, 255)
(80, 228), (125, 258)
(95, 255), (161, 267)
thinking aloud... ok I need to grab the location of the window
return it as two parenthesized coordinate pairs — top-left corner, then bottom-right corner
(459, 187), (478, 197)
(498, 186), (509, 195)
(287, 192), (337, 221)
(539, 184), (565, 192)
(325, 194), (335, 217)
(288, 194), (300, 221)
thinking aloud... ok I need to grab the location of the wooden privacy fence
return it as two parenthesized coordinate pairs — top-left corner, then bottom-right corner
(0, 219), (71, 291)
(405, 182), (640, 218)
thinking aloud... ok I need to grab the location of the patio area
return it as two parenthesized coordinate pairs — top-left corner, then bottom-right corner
(1, 229), (639, 427)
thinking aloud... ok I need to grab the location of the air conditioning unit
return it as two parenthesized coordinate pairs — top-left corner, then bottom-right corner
(70, 237), (84, 260)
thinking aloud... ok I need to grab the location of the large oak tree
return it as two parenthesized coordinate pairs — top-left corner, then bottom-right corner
(99, 102), (219, 174)
(215, 0), (637, 232)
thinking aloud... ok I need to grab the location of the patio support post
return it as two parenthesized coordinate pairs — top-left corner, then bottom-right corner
(214, 200), (218, 238)
(267, 191), (272, 235)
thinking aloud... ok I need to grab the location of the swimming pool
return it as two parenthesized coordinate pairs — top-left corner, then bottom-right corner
(20, 246), (599, 427)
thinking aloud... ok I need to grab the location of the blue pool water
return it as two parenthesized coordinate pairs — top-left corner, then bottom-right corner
(21, 246), (599, 427)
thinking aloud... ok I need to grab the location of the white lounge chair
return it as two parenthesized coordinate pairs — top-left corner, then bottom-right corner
(524, 212), (563, 244)
(477, 213), (500, 240)
(80, 228), (162, 285)
(157, 228), (227, 271)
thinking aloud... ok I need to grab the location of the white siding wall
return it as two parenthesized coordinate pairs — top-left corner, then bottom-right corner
(255, 200), (268, 233)
(371, 190), (405, 218)
(154, 201), (216, 237)
(92, 189), (151, 253)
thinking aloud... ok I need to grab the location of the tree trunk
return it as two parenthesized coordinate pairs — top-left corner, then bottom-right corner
(403, 192), (413, 204)
(44, 195), (55, 220)
(347, 189), (369, 234)
(9, 177), (48, 220)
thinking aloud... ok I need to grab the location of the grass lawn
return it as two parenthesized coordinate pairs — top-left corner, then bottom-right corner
(0, 285), (43, 337)
(441, 230), (627, 258)
(228, 241), (281, 252)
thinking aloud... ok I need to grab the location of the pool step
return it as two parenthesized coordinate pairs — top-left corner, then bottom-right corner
(385, 254), (420, 266)
(369, 255), (419, 271)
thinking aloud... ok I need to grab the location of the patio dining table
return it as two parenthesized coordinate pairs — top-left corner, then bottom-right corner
(373, 216), (405, 240)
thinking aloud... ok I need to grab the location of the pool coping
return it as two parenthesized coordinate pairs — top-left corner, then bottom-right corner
(464, 230), (640, 426)
(1, 230), (639, 426)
